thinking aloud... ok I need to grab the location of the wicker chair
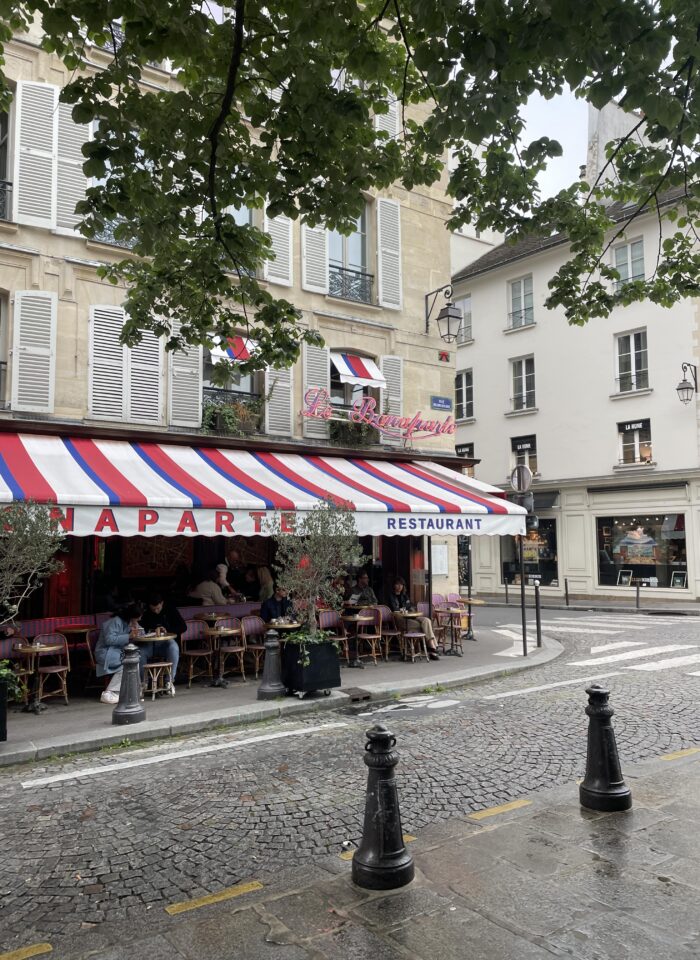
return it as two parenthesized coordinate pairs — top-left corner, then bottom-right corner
(356, 608), (381, 665)
(376, 605), (402, 661)
(241, 615), (266, 678)
(215, 617), (246, 682)
(35, 632), (70, 705)
(181, 619), (214, 687)
(317, 610), (348, 663)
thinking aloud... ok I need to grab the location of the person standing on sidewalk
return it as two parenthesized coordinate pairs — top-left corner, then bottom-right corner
(95, 602), (144, 704)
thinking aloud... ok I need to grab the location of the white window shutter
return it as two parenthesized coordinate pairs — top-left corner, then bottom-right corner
(374, 98), (399, 139)
(13, 82), (58, 228)
(302, 344), (330, 439)
(89, 305), (126, 420)
(301, 223), (329, 294)
(128, 329), (163, 424)
(56, 101), (88, 230)
(11, 291), (57, 413)
(169, 322), (202, 428)
(264, 365), (293, 436)
(380, 355), (403, 447)
(263, 210), (293, 287)
(377, 198), (402, 310)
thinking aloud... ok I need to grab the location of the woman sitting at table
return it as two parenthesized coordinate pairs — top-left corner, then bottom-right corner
(95, 602), (145, 704)
(138, 592), (185, 697)
(387, 577), (440, 660)
(261, 586), (294, 623)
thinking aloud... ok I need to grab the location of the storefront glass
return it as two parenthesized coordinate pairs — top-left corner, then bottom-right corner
(597, 514), (687, 588)
(500, 519), (558, 586)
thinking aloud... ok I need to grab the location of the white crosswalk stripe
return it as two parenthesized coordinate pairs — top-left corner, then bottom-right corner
(589, 641), (645, 654)
(625, 653), (700, 672)
(569, 644), (697, 666)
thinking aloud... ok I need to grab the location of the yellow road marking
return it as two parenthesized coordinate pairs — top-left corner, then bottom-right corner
(660, 747), (700, 761)
(469, 799), (532, 820)
(339, 834), (417, 860)
(0, 945), (52, 960)
(165, 880), (263, 915)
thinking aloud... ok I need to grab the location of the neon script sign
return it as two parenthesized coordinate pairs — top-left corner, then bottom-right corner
(302, 388), (456, 441)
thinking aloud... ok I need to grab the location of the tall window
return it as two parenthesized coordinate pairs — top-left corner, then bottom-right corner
(511, 356), (535, 410)
(0, 110), (10, 220)
(614, 239), (644, 288)
(455, 295), (472, 343)
(616, 329), (648, 392)
(509, 275), (534, 328)
(455, 369), (473, 420)
(328, 210), (371, 302)
(229, 205), (253, 227)
(618, 418), (652, 464)
(0, 291), (8, 408)
(511, 435), (537, 473)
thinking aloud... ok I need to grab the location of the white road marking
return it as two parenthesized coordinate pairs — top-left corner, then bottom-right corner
(569, 644), (697, 666)
(534, 626), (623, 635)
(21, 722), (349, 789)
(493, 628), (527, 640)
(426, 699), (462, 709)
(483, 673), (623, 700)
(624, 653), (700, 672)
(685, 671), (700, 677)
(544, 620), (649, 631)
(589, 641), (646, 654)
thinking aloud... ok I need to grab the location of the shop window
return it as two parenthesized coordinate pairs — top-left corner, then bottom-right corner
(613, 238), (644, 290)
(511, 435), (537, 474)
(455, 369), (473, 420)
(616, 329), (648, 392)
(500, 518), (558, 586)
(511, 356), (535, 410)
(618, 418), (652, 464)
(508, 275), (534, 328)
(597, 514), (686, 588)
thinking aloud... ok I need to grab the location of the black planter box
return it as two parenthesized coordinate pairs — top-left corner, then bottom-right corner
(0, 680), (7, 742)
(281, 640), (341, 695)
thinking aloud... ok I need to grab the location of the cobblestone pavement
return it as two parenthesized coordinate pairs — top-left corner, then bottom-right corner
(2, 613), (700, 954)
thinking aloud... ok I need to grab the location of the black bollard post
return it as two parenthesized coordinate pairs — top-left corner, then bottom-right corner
(257, 630), (287, 700)
(352, 723), (414, 890)
(565, 578), (570, 607)
(636, 582), (640, 610)
(112, 644), (146, 726)
(579, 684), (631, 812)
(534, 580), (542, 647)
(504, 579), (509, 606)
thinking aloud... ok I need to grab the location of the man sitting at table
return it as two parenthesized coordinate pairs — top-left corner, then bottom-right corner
(95, 602), (144, 704)
(348, 571), (378, 606)
(261, 586), (294, 623)
(387, 577), (440, 660)
(138, 592), (185, 697)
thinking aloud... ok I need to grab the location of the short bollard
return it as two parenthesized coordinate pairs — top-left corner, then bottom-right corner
(112, 643), (146, 726)
(352, 723), (414, 890)
(579, 684), (631, 812)
(257, 630), (287, 700)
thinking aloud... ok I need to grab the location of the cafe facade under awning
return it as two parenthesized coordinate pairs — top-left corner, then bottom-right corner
(0, 433), (526, 538)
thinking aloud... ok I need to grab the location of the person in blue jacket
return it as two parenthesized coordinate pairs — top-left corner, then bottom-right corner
(95, 602), (144, 704)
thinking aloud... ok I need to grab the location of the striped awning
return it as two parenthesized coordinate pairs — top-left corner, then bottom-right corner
(210, 335), (255, 363)
(0, 433), (526, 538)
(331, 353), (386, 389)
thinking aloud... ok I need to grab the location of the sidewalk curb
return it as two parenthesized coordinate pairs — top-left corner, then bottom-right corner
(0, 638), (563, 768)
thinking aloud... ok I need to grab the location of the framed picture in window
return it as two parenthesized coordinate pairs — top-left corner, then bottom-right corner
(671, 571), (687, 589)
(602, 526), (611, 537)
(617, 569), (633, 586)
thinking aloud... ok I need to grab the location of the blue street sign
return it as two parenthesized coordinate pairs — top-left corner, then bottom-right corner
(430, 395), (453, 411)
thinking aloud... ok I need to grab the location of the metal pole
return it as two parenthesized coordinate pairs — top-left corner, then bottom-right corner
(565, 578), (570, 607)
(635, 582), (640, 610)
(427, 536), (433, 620)
(504, 578), (509, 606)
(464, 536), (475, 641)
(534, 580), (542, 648)
(519, 536), (527, 657)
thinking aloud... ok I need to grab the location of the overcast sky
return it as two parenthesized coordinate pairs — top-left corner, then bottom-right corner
(521, 89), (588, 197)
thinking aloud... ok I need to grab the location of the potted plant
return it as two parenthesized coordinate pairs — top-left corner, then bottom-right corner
(268, 501), (365, 696)
(0, 660), (25, 742)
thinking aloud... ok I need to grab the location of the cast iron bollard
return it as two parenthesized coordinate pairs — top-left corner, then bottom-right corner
(112, 643), (146, 726)
(257, 630), (287, 700)
(565, 578), (570, 606)
(534, 580), (542, 647)
(636, 582), (641, 610)
(579, 684), (632, 812)
(352, 723), (414, 890)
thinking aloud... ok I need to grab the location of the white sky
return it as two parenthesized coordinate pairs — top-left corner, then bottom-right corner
(521, 89), (588, 197)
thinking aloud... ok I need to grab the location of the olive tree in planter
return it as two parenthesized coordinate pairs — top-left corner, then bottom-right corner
(268, 501), (365, 695)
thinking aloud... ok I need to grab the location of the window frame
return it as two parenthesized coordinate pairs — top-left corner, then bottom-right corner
(511, 355), (535, 410)
(616, 328), (648, 392)
(455, 294), (472, 343)
(613, 237), (645, 288)
(617, 418), (652, 465)
(508, 274), (534, 328)
(455, 368), (474, 421)
(511, 434), (538, 474)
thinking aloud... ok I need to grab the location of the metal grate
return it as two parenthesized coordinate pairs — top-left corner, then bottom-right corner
(329, 265), (374, 304)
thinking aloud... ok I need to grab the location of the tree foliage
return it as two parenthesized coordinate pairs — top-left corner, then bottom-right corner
(0, 0), (698, 360)
(269, 501), (364, 637)
(0, 502), (64, 625)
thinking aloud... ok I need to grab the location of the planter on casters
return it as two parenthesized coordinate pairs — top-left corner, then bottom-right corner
(281, 640), (341, 698)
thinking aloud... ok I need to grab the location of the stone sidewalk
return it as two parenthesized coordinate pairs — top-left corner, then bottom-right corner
(29, 746), (700, 960)
(0, 630), (561, 766)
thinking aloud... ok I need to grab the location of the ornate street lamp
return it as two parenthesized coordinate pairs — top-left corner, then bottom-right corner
(676, 362), (698, 404)
(424, 283), (462, 343)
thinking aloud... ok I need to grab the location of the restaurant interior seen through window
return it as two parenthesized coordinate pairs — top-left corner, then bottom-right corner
(597, 515), (687, 588)
(500, 519), (558, 586)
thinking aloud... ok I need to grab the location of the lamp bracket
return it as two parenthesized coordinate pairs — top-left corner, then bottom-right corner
(424, 283), (453, 335)
(682, 361), (698, 392)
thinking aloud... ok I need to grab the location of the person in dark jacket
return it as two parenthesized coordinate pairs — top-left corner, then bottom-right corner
(138, 592), (184, 696)
(261, 587), (294, 623)
(387, 577), (439, 660)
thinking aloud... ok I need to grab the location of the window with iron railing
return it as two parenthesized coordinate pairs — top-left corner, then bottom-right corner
(613, 239), (644, 291)
(0, 110), (10, 221)
(454, 295), (472, 342)
(509, 275), (534, 328)
(0, 360), (7, 409)
(328, 209), (374, 304)
(328, 265), (374, 304)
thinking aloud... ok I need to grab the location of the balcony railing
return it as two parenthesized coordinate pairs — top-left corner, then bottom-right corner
(457, 319), (473, 343)
(91, 219), (137, 250)
(615, 372), (649, 393)
(202, 387), (263, 436)
(511, 393), (536, 411)
(613, 274), (644, 292)
(0, 360), (7, 409)
(328, 265), (374, 304)
(0, 180), (12, 221)
(507, 308), (534, 329)
(203, 386), (260, 405)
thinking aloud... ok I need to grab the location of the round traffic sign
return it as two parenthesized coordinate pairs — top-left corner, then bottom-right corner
(510, 464), (532, 493)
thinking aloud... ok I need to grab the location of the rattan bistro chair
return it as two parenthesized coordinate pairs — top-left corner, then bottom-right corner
(356, 607), (381, 665)
(317, 610), (348, 663)
(376, 605), (402, 661)
(216, 617), (246, 682)
(35, 632), (71, 705)
(181, 619), (214, 687)
(241, 615), (266, 679)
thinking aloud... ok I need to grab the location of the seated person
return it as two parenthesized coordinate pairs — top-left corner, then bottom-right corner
(261, 586), (294, 623)
(226, 547), (247, 595)
(95, 602), (144, 704)
(258, 566), (274, 603)
(138, 592), (185, 696)
(348, 571), (378, 606)
(241, 565), (260, 601)
(188, 569), (229, 606)
(387, 577), (440, 660)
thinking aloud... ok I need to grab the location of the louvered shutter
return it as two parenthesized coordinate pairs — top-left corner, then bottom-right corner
(377, 199), (402, 309)
(11, 291), (57, 413)
(13, 82), (57, 228)
(374, 98), (399, 139)
(128, 329), (163, 424)
(56, 101), (88, 230)
(89, 305), (126, 420)
(264, 211), (293, 287)
(302, 344), (330, 439)
(169, 321), (202, 428)
(301, 223), (328, 294)
(380, 355), (403, 447)
(264, 365), (293, 436)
